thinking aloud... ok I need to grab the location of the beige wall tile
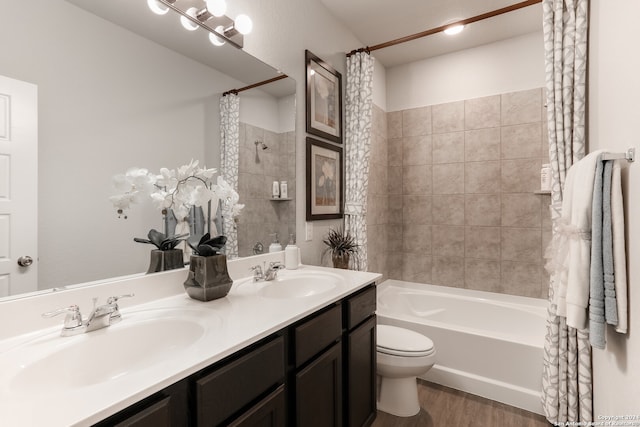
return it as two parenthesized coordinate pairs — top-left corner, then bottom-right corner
(403, 195), (432, 225)
(501, 88), (542, 126)
(465, 259), (501, 292)
(388, 224), (403, 252)
(465, 128), (501, 162)
(433, 132), (464, 164)
(465, 95), (500, 130)
(432, 256), (465, 287)
(433, 194), (465, 225)
(541, 195), (552, 229)
(465, 194), (501, 226)
(402, 253), (432, 283)
(373, 104), (388, 139)
(501, 261), (543, 298)
(388, 166), (403, 195)
(388, 137), (403, 166)
(432, 101), (464, 134)
(501, 228), (542, 262)
(465, 161), (501, 193)
(403, 165), (432, 194)
(402, 106), (432, 137)
(387, 252), (403, 279)
(388, 194), (403, 224)
(432, 226), (465, 257)
(402, 224), (432, 253)
(501, 193), (542, 227)
(388, 111), (402, 138)
(501, 123), (542, 159)
(403, 135), (433, 165)
(433, 163), (464, 194)
(465, 226), (501, 260)
(501, 159), (541, 193)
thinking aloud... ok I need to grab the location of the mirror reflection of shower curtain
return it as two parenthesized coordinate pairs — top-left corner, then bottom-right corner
(220, 93), (240, 258)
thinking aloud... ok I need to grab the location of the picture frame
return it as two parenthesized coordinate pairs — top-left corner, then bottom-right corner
(306, 137), (343, 221)
(305, 50), (343, 144)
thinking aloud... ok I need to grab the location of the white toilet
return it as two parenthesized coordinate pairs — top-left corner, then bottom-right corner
(376, 324), (436, 417)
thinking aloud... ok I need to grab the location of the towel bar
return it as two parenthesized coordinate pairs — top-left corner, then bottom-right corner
(602, 148), (635, 162)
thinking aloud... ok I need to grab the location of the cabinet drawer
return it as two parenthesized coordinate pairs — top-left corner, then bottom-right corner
(346, 285), (376, 330)
(196, 336), (285, 427)
(295, 304), (342, 367)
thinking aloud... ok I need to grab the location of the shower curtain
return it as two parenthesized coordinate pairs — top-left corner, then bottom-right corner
(541, 0), (592, 423)
(220, 93), (240, 258)
(344, 51), (375, 271)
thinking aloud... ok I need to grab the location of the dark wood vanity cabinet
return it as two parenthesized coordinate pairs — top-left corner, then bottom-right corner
(93, 283), (376, 427)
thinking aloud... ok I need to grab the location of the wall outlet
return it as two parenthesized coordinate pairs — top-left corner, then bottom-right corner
(305, 222), (313, 241)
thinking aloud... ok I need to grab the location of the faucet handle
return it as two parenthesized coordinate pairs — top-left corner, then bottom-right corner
(106, 293), (135, 305)
(42, 305), (83, 330)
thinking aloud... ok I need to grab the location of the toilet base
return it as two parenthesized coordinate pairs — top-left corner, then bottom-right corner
(377, 375), (421, 417)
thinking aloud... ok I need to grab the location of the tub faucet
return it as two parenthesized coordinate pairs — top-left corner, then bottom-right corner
(42, 293), (134, 337)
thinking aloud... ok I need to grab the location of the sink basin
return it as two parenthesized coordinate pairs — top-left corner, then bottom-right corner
(5, 308), (217, 393)
(234, 270), (344, 299)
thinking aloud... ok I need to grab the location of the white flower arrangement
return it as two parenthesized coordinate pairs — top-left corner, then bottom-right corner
(110, 160), (244, 224)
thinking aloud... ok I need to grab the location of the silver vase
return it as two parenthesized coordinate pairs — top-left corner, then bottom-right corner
(183, 254), (233, 301)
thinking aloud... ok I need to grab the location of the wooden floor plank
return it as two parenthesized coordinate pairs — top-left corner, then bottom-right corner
(371, 381), (551, 427)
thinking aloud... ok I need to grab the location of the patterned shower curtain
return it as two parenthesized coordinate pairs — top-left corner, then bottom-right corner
(541, 0), (592, 423)
(220, 93), (240, 258)
(344, 51), (375, 271)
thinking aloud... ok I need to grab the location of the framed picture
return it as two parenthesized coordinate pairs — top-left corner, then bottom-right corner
(306, 137), (343, 221)
(305, 50), (343, 144)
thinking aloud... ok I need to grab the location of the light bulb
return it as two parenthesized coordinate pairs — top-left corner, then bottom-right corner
(234, 14), (253, 35)
(180, 7), (199, 31)
(205, 0), (227, 17)
(147, 0), (169, 15)
(443, 24), (464, 35)
(209, 26), (226, 46)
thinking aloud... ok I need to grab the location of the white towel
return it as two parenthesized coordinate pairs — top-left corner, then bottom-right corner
(611, 160), (628, 334)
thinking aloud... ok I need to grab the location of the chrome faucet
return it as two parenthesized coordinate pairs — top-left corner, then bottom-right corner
(250, 262), (285, 282)
(43, 293), (134, 337)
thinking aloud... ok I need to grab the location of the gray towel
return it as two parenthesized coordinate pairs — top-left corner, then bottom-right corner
(589, 157), (606, 349)
(602, 160), (618, 326)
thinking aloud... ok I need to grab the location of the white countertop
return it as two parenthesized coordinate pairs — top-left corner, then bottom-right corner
(0, 257), (380, 427)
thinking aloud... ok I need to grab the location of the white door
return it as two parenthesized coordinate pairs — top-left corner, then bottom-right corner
(0, 75), (38, 297)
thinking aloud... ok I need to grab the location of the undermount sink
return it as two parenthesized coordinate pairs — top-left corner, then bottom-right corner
(234, 270), (344, 299)
(4, 308), (217, 393)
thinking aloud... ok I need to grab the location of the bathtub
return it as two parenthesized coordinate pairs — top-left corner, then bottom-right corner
(376, 280), (548, 415)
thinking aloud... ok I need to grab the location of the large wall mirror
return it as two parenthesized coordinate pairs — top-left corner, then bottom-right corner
(0, 0), (296, 298)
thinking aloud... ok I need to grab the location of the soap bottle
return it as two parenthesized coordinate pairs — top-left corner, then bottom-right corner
(284, 234), (300, 270)
(268, 233), (282, 252)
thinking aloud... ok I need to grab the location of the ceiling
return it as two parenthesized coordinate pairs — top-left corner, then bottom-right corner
(319, 0), (543, 67)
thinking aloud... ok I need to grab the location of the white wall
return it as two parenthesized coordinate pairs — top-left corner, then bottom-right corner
(386, 32), (545, 112)
(589, 0), (640, 415)
(0, 0), (245, 288)
(239, 90), (281, 133)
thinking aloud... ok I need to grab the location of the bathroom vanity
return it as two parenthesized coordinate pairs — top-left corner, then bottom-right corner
(0, 257), (380, 427)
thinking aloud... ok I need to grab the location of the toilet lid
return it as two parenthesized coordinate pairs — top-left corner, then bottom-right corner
(377, 324), (435, 357)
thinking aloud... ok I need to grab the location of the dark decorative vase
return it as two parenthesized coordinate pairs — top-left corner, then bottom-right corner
(147, 249), (184, 274)
(183, 254), (233, 301)
(332, 253), (350, 269)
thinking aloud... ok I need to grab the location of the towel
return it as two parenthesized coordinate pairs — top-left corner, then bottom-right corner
(546, 149), (605, 329)
(602, 160), (618, 326)
(611, 160), (628, 333)
(588, 157), (606, 348)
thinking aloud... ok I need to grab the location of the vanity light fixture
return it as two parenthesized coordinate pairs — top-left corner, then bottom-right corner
(148, 0), (253, 49)
(443, 24), (465, 35)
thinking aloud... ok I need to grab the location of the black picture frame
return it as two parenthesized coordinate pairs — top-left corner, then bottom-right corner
(306, 137), (343, 221)
(305, 50), (343, 144)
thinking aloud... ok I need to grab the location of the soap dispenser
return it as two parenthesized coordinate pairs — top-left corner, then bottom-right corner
(268, 233), (283, 253)
(285, 233), (300, 270)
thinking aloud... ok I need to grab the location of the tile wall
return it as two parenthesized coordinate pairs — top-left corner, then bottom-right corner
(236, 123), (296, 257)
(384, 88), (551, 299)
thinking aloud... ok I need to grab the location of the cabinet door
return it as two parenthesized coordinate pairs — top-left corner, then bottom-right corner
(347, 316), (376, 427)
(112, 397), (172, 427)
(228, 385), (286, 427)
(296, 342), (342, 427)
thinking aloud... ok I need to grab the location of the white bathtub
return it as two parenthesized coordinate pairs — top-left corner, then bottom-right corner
(376, 280), (548, 415)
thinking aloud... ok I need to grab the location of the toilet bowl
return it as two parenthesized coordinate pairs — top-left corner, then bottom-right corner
(376, 324), (436, 417)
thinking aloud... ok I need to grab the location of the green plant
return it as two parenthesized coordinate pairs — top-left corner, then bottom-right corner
(322, 228), (358, 259)
(134, 229), (187, 251)
(187, 233), (227, 257)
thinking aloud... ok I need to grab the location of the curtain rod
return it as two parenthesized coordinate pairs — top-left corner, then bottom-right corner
(222, 74), (289, 96)
(347, 0), (542, 57)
